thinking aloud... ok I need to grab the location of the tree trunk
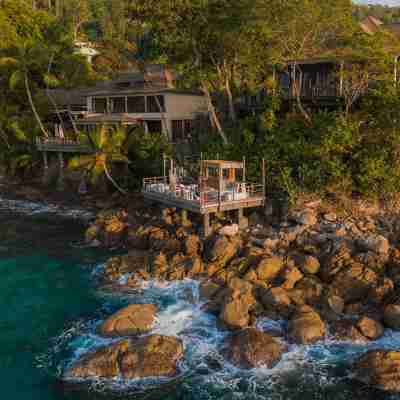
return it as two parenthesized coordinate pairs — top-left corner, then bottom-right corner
(292, 65), (311, 125)
(201, 81), (228, 146)
(103, 161), (127, 194)
(223, 61), (236, 122)
(225, 75), (236, 122)
(24, 71), (49, 138)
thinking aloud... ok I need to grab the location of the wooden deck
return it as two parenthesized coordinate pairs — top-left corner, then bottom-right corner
(36, 138), (94, 153)
(143, 189), (264, 214)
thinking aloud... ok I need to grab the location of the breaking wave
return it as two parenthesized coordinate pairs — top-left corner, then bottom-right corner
(42, 279), (400, 399)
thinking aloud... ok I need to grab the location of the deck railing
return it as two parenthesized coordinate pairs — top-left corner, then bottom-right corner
(36, 137), (94, 153)
(143, 178), (265, 208)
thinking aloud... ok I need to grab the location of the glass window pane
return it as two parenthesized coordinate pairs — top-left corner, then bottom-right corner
(147, 96), (165, 113)
(127, 96), (145, 113)
(93, 98), (107, 113)
(111, 97), (126, 113)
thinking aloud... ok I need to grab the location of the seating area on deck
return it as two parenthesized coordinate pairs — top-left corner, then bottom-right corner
(142, 159), (265, 214)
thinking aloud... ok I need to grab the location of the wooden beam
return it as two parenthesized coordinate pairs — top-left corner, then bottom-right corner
(262, 158), (266, 200)
(203, 213), (211, 238)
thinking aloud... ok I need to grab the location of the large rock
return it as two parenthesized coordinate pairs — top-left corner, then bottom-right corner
(353, 350), (400, 392)
(330, 263), (378, 303)
(297, 255), (320, 275)
(102, 250), (150, 283)
(360, 235), (390, 255)
(98, 304), (157, 337)
(288, 305), (326, 344)
(289, 209), (317, 226)
(206, 235), (240, 270)
(383, 304), (400, 330)
(289, 276), (323, 306)
(357, 316), (384, 340)
(185, 234), (202, 257)
(331, 317), (383, 342)
(260, 287), (292, 318)
(219, 279), (256, 330)
(320, 241), (353, 283)
(246, 256), (284, 282)
(223, 328), (286, 369)
(65, 335), (183, 380)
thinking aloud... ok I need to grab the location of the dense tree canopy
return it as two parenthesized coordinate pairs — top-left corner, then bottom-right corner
(1, 0), (400, 197)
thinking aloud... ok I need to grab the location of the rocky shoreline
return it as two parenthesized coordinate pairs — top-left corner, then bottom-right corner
(63, 195), (400, 392)
(1, 182), (399, 392)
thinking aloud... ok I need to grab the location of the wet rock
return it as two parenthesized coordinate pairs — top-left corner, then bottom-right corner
(330, 319), (367, 342)
(223, 328), (286, 369)
(219, 279), (256, 330)
(85, 224), (100, 243)
(65, 335), (183, 380)
(102, 250), (150, 283)
(288, 305), (326, 344)
(383, 304), (400, 330)
(199, 281), (223, 302)
(150, 252), (169, 278)
(260, 287), (292, 318)
(356, 316), (384, 340)
(353, 350), (400, 392)
(98, 304), (157, 337)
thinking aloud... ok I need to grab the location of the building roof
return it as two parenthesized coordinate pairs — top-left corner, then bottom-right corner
(203, 160), (244, 169)
(360, 16), (384, 35)
(85, 87), (204, 97)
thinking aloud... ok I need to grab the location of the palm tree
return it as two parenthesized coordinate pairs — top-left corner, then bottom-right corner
(68, 125), (132, 194)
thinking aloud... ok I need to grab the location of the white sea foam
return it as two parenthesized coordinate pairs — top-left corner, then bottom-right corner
(0, 196), (94, 220)
(50, 278), (400, 396)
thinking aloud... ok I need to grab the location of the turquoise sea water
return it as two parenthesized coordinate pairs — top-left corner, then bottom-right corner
(1, 198), (400, 400)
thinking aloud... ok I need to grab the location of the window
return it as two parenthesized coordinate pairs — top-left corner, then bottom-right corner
(93, 98), (107, 113)
(110, 97), (126, 114)
(146, 120), (162, 134)
(147, 95), (165, 113)
(172, 120), (194, 143)
(127, 96), (145, 113)
(172, 120), (185, 142)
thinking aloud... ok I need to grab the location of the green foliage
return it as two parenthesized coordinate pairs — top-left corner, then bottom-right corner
(126, 128), (172, 188)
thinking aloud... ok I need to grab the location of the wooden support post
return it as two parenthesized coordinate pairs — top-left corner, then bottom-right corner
(218, 164), (222, 209)
(203, 213), (211, 238)
(262, 158), (266, 200)
(42, 151), (49, 185)
(243, 157), (246, 182)
(57, 151), (65, 190)
(181, 209), (190, 227)
(163, 153), (166, 181)
(394, 56), (398, 87)
(238, 208), (247, 230)
(43, 151), (48, 170)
